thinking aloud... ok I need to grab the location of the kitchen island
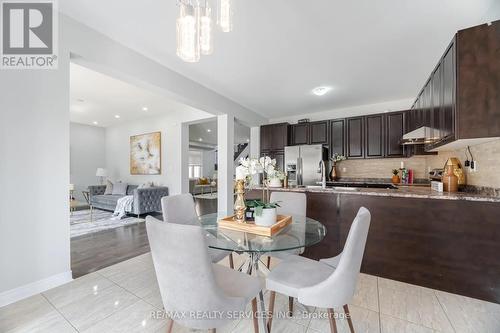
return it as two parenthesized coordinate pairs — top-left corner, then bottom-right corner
(248, 186), (500, 303)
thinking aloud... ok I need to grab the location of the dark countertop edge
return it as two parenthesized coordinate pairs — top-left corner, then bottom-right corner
(251, 186), (500, 203)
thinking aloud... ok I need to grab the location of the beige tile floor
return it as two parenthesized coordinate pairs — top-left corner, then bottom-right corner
(1, 253), (499, 333)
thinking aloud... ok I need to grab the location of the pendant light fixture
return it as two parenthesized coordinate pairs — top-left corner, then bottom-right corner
(176, 2), (200, 62)
(176, 0), (234, 62)
(217, 0), (233, 32)
(199, 3), (213, 55)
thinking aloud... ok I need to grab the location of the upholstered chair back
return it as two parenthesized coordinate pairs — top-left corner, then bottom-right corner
(146, 216), (245, 329)
(270, 192), (307, 217)
(161, 193), (198, 225)
(298, 207), (371, 308)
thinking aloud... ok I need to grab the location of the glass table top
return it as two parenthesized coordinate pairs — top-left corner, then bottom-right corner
(195, 213), (326, 253)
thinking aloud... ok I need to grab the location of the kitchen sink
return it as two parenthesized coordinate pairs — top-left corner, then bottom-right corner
(314, 182), (398, 189)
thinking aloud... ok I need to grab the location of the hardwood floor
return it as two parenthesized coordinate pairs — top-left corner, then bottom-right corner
(71, 198), (217, 278)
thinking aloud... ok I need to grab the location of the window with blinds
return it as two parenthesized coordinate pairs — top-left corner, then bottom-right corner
(189, 150), (203, 178)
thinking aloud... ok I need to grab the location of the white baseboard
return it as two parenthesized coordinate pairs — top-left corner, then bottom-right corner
(0, 271), (73, 308)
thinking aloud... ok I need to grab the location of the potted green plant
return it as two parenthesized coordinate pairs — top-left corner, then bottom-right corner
(391, 169), (400, 184)
(250, 200), (281, 226)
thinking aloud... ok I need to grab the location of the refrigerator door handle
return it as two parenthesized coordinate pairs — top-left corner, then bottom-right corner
(297, 157), (303, 186)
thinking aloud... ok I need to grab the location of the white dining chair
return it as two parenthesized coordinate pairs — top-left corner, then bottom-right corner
(161, 193), (234, 268)
(146, 216), (262, 333)
(266, 191), (307, 266)
(266, 207), (371, 333)
(265, 191), (307, 312)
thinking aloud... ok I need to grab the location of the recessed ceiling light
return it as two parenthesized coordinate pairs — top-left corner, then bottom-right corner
(93, 121), (98, 125)
(114, 115), (120, 119)
(312, 86), (332, 96)
(198, 138), (203, 142)
(142, 106), (148, 111)
(207, 129), (212, 132)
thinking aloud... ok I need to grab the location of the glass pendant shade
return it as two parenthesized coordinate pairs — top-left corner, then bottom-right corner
(199, 6), (213, 55)
(176, 3), (200, 62)
(217, 0), (233, 32)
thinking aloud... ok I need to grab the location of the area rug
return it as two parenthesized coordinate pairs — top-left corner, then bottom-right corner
(194, 193), (218, 200)
(70, 209), (145, 238)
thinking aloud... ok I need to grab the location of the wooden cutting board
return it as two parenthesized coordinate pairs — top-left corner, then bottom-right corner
(218, 215), (292, 237)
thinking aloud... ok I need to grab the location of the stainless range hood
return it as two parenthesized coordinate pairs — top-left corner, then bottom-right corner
(400, 126), (432, 145)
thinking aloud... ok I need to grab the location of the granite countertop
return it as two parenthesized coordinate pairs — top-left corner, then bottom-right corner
(253, 185), (500, 203)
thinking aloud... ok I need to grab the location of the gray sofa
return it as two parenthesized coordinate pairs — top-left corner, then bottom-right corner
(88, 185), (169, 216)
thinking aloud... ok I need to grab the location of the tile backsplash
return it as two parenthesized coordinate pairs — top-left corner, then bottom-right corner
(336, 139), (500, 188)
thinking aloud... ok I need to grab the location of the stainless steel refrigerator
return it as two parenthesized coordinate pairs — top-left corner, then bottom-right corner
(285, 144), (327, 186)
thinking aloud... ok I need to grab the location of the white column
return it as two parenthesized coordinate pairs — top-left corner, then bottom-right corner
(217, 114), (234, 214)
(249, 126), (260, 158)
(180, 122), (190, 194)
(249, 126), (261, 186)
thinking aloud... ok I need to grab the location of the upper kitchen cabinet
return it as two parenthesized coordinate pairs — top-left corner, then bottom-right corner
(346, 117), (364, 159)
(385, 111), (406, 157)
(411, 20), (500, 151)
(309, 121), (329, 145)
(260, 123), (289, 152)
(364, 114), (384, 158)
(329, 119), (345, 156)
(290, 123), (309, 145)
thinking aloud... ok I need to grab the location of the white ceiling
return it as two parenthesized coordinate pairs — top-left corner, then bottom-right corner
(189, 120), (250, 145)
(62, 1), (499, 119)
(70, 63), (208, 127)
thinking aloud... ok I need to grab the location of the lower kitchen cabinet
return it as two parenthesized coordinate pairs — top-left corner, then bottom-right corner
(248, 189), (500, 304)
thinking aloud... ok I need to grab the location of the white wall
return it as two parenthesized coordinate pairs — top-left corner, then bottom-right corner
(269, 98), (414, 124)
(105, 112), (211, 195)
(0, 17), (72, 305)
(70, 123), (106, 201)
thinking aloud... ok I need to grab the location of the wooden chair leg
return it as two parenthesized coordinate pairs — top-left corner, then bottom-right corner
(266, 256), (271, 269)
(166, 318), (174, 333)
(229, 253), (234, 269)
(267, 291), (276, 332)
(327, 308), (338, 333)
(251, 298), (259, 333)
(343, 304), (355, 333)
(288, 296), (294, 317)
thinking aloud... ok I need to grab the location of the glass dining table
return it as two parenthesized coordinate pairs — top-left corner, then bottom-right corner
(194, 213), (327, 333)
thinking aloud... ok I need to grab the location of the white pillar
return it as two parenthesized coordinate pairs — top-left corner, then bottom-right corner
(249, 126), (261, 186)
(180, 122), (190, 194)
(250, 126), (260, 159)
(217, 114), (235, 214)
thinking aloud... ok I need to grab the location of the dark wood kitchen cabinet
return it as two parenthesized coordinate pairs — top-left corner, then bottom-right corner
(329, 119), (345, 157)
(409, 20), (500, 151)
(260, 123), (289, 152)
(309, 120), (329, 145)
(290, 121), (329, 145)
(385, 111), (406, 157)
(364, 114), (384, 158)
(290, 123), (309, 145)
(346, 117), (364, 159)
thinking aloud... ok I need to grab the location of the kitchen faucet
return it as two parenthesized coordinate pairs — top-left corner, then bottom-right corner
(319, 160), (327, 189)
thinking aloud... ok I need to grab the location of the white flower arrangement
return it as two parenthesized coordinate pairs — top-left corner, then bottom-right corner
(267, 169), (286, 180)
(236, 156), (281, 180)
(330, 153), (347, 164)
